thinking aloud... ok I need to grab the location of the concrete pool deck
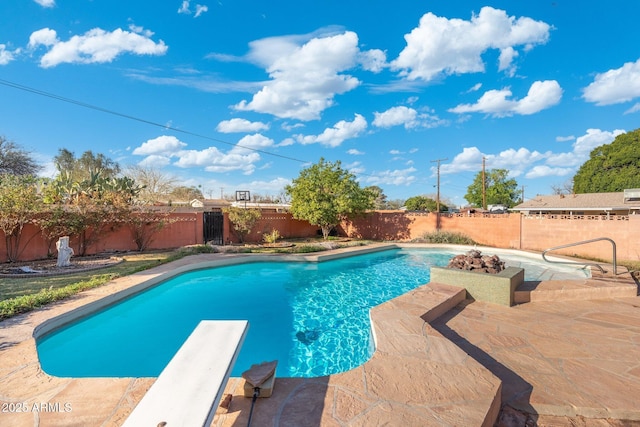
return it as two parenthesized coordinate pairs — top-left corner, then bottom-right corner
(1, 244), (639, 426)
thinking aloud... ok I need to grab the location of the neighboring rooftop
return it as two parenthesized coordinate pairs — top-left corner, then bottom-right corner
(512, 190), (640, 214)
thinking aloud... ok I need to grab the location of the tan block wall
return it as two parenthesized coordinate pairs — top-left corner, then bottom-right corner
(0, 212), (203, 262)
(520, 215), (639, 261)
(1, 211), (638, 263)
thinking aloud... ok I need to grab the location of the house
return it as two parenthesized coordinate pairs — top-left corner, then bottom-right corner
(189, 199), (231, 209)
(229, 201), (291, 213)
(511, 189), (640, 217)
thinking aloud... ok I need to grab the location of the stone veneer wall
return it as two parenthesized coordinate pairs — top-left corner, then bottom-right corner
(430, 266), (525, 307)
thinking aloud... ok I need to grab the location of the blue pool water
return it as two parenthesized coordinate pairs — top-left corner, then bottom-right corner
(36, 248), (589, 378)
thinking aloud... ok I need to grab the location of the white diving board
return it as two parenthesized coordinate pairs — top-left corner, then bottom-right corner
(122, 320), (249, 427)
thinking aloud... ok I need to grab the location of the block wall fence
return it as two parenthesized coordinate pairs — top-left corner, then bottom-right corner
(1, 211), (638, 263)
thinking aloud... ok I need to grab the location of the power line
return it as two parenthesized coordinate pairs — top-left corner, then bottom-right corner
(0, 78), (308, 163)
(0, 78), (449, 185)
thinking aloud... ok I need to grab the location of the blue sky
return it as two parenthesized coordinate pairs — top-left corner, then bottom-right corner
(1, 1), (639, 206)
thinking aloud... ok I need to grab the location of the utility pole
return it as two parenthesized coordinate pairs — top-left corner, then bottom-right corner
(220, 187), (224, 199)
(521, 185), (525, 203)
(481, 156), (486, 210)
(431, 158), (448, 213)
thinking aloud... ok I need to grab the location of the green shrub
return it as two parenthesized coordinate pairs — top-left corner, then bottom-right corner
(291, 245), (325, 253)
(263, 229), (280, 244)
(417, 231), (476, 245)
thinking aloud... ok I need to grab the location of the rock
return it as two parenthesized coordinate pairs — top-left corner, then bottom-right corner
(446, 250), (505, 274)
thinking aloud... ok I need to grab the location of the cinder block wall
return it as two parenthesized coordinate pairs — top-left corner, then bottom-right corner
(1, 211), (638, 263)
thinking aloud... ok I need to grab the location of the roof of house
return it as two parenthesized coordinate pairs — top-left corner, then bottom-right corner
(512, 190), (640, 212)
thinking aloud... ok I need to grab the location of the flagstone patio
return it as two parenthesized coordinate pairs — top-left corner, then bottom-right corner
(1, 245), (639, 426)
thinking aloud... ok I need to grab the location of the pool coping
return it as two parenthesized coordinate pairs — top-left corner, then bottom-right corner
(0, 242), (635, 426)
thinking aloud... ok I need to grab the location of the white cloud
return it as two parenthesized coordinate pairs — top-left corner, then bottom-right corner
(498, 47), (519, 77)
(138, 154), (172, 168)
(182, 134), (272, 174)
(194, 5), (209, 17)
(178, 1), (209, 17)
(467, 83), (482, 93)
(373, 105), (448, 129)
(625, 103), (640, 115)
(175, 147), (261, 174)
(232, 133), (276, 155)
(295, 114), (367, 147)
(442, 146), (547, 176)
(133, 135), (187, 155)
(347, 149), (364, 155)
(178, 1), (190, 14)
(28, 28), (58, 48)
(240, 177), (291, 194)
(28, 27), (167, 68)
(364, 167), (418, 186)
(233, 30), (380, 120)
(346, 161), (366, 175)
(449, 80), (562, 117)
(574, 128), (624, 155)
(373, 106), (418, 129)
(391, 6), (550, 81)
(0, 44), (19, 65)
(34, 0), (55, 7)
(544, 128), (625, 168)
(525, 165), (573, 179)
(442, 128), (626, 181)
(358, 49), (386, 72)
(583, 58), (640, 105)
(216, 118), (269, 133)
(555, 135), (575, 142)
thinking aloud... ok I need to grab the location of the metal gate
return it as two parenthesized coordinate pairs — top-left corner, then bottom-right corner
(203, 211), (224, 245)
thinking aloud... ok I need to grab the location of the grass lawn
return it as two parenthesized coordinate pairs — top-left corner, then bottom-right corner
(0, 251), (175, 301)
(0, 248), (215, 320)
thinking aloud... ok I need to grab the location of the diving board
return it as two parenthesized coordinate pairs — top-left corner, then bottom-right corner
(122, 320), (248, 427)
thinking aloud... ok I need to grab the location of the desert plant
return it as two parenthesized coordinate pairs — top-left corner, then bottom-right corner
(417, 231), (476, 245)
(263, 229), (280, 244)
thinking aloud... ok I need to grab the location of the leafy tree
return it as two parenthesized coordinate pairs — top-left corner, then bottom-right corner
(404, 195), (448, 212)
(41, 170), (138, 255)
(572, 129), (640, 193)
(0, 137), (41, 176)
(223, 207), (262, 243)
(54, 149), (120, 182)
(285, 158), (374, 239)
(465, 169), (519, 208)
(365, 185), (389, 210)
(0, 175), (42, 261)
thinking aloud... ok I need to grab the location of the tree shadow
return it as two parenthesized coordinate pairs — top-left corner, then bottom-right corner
(343, 212), (413, 240)
(0, 341), (19, 351)
(429, 302), (538, 421)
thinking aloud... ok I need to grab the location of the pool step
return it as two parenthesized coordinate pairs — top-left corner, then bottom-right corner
(514, 275), (638, 304)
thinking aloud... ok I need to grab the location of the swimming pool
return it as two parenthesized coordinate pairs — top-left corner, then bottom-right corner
(36, 247), (589, 378)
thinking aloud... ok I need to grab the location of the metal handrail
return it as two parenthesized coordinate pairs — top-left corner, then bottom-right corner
(542, 237), (618, 275)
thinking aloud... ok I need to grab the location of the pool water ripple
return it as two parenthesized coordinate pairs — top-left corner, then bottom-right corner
(36, 248), (588, 378)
